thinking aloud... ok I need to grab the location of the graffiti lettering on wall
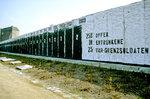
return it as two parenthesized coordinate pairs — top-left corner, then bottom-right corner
(96, 39), (123, 45)
(86, 32), (149, 54)
(96, 48), (149, 54)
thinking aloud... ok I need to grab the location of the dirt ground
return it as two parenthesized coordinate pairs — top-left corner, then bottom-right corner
(0, 58), (139, 99)
(0, 64), (65, 99)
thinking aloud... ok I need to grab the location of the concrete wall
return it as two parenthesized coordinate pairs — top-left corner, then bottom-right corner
(82, 15), (94, 60)
(1, 1), (149, 66)
(144, 0), (150, 65)
(82, 0), (150, 65)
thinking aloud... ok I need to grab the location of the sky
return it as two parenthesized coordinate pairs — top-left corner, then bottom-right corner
(0, 0), (141, 35)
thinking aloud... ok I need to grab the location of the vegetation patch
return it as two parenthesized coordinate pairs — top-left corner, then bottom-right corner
(0, 53), (150, 98)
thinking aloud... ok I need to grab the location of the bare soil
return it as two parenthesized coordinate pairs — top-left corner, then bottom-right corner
(0, 63), (65, 99)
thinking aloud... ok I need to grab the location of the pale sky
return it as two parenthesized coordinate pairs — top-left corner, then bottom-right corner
(0, 0), (141, 35)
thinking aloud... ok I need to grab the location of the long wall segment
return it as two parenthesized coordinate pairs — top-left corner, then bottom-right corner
(0, 0), (150, 65)
(81, 0), (149, 65)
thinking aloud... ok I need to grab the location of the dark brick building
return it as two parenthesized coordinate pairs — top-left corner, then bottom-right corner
(0, 26), (19, 41)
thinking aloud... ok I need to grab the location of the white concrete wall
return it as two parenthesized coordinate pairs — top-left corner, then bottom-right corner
(82, 15), (95, 60)
(107, 7), (124, 63)
(94, 11), (108, 61)
(123, 1), (145, 64)
(82, 0), (150, 65)
(144, 0), (150, 65)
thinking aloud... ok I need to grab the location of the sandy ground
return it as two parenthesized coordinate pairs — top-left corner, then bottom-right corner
(0, 64), (65, 99)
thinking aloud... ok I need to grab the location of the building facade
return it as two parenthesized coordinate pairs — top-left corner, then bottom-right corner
(0, 26), (19, 41)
